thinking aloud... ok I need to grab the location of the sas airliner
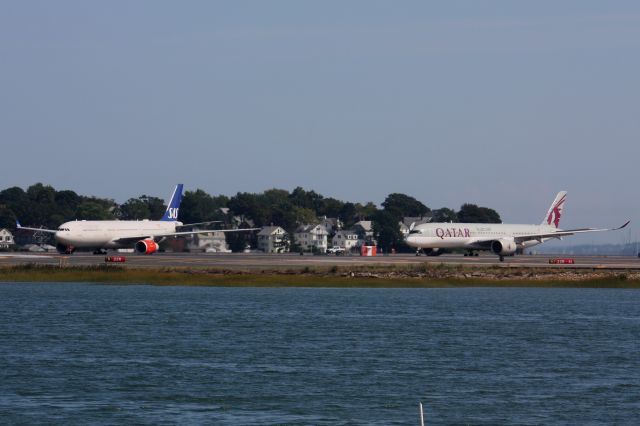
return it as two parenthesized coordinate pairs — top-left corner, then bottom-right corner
(406, 191), (629, 261)
(17, 184), (257, 254)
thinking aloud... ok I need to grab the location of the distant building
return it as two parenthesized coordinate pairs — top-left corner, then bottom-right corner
(331, 230), (361, 251)
(294, 224), (329, 253)
(0, 229), (15, 249)
(257, 226), (289, 253)
(353, 220), (374, 241)
(319, 217), (343, 234)
(187, 229), (230, 253)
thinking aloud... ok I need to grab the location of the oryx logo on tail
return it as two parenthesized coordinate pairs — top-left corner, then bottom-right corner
(160, 184), (184, 222)
(543, 191), (567, 228)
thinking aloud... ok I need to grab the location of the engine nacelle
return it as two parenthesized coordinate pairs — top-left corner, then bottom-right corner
(491, 238), (517, 256)
(135, 239), (159, 255)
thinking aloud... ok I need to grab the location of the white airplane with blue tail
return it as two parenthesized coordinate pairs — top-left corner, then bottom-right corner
(17, 184), (256, 254)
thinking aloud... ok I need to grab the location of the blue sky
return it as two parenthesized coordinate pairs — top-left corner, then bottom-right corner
(2, 1), (638, 243)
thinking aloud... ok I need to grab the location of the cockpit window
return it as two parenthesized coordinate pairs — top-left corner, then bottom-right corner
(409, 229), (422, 234)
(57, 228), (70, 231)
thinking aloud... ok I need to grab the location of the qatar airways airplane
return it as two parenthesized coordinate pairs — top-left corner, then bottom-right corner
(17, 184), (257, 255)
(405, 191), (630, 261)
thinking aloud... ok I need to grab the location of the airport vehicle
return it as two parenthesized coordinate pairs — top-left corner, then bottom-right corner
(326, 246), (346, 255)
(406, 191), (630, 261)
(17, 184), (257, 255)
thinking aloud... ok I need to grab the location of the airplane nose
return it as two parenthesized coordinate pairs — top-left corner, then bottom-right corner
(406, 236), (417, 247)
(55, 231), (68, 244)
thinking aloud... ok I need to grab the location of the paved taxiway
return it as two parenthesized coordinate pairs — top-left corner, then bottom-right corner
(1, 252), (639, 270)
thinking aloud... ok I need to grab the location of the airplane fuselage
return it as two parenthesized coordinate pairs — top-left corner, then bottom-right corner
(54, 220), (181, 249)
(406, 222), (556, 250)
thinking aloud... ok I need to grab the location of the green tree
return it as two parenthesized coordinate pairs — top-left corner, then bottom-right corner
(289, 187), (324, 212)
(0, 207), (17, 230)
(381, 193), (430, 219)
(355, 202), (378, 221)
(339, 202), (358, 228)
(180, 189), (228, 224)
(26, 183), (57, 227)
(372, 210), (403, 252)
(228, 192), (270, 226)
(0, 187), (29, 225)
(457, 204), (501, 223)
(433, 207), (458, 223)
(119, 198), (151, 220)
(76, 200), (115, 220)
(141, 196), (166, 220)
(319, 197), (345, 218)
(293, 207), (317, 226)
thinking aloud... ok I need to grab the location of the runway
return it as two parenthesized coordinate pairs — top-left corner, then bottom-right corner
(1, 252), (639, 271)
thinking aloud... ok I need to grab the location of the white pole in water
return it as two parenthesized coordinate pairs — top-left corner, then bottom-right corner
(419, 401), (425, 426)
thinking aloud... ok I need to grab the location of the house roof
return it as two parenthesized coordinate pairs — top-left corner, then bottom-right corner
(320, 217), (342, 226)
(258, 226), (285, 236)
(334, 229), (358, 236)
(354, 221), (372, 231)
(295, 224), (328, 234)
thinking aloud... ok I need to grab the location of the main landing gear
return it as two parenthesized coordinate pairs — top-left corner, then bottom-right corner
(464, 250), (479, 257)
(499, 255), (505, 262)
(93, 249), (108, 255)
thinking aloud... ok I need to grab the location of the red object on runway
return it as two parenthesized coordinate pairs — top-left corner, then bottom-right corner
(105, 256), (126, 263)
(360, 246), (377, 257)
(549, 258), (574, 264)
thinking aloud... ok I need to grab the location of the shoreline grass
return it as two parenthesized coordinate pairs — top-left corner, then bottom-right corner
(1, 264), (640, 288)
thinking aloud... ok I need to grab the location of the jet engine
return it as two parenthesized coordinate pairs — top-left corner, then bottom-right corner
(135, 239), (159, 254)
(491, 238), (517, 256)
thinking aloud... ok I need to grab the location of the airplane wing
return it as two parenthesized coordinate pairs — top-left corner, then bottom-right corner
(112, 228), (261, 244)
(513, 221), (630, 243)
(15, 221), (57, 233)
(463, 221), (630, 247)
(175, 220), (223, 229)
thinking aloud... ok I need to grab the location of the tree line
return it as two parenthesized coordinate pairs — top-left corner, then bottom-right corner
(0, 184), (501, 250)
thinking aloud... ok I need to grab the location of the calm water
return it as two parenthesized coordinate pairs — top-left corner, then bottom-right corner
(0, 284), (639, 425)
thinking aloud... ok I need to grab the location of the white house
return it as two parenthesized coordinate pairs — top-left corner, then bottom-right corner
(0, 229), (15, 249)
(294, 224), (329, 253)
(331, 230), (361, 251)
(320, 217), (343, 234)
(187, 229), (230, 253)
(258, 226), (289, 253)
(353, 221), (374, 241)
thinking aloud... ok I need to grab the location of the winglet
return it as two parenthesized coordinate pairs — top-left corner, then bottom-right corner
(16, 220), (21, 229)
(616, 220), (631, 230)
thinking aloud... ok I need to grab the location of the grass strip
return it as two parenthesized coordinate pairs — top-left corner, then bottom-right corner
(1, 264), (639, 288)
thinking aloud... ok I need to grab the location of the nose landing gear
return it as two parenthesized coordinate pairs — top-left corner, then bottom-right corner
(56, 244), (75, 254)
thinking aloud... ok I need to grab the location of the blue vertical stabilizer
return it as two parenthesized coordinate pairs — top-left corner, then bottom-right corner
(160, 184), (184, 221)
